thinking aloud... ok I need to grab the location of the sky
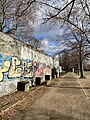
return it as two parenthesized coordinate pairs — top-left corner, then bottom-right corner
(33, 24), (66, 56)
(32, 2), (67, 56)
(32, 0), (89, 56)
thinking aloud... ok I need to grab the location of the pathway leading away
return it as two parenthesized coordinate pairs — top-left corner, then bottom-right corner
(3, 72), (90, 120)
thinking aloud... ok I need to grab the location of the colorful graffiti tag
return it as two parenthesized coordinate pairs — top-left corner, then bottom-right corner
(0, 54), (33, 82)
(33, 62), (52, 76)
(33, 62), (46, 76)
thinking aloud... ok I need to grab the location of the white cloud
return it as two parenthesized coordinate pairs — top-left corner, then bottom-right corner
(33, 0), (68, 55)
(45, 44), (66, 53)
(39, 39), (66, 54)
(41, 39), (48, 46)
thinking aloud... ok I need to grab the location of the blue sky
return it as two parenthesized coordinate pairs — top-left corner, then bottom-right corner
(33, 18), (66, 56)
(33, 28), (66, 56)
(32, 0), (68, 56)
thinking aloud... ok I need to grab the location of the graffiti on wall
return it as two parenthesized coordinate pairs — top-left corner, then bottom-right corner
(33, 62), (46, 76)
(0, 54), (33, 82)
(33, 62), (51, 76)
(45, 66), (51, 75)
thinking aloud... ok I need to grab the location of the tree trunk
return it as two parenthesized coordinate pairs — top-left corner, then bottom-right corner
(77, 64), (79, 75)
(79, 60), (84, 78)
(79, 40), (85, 78)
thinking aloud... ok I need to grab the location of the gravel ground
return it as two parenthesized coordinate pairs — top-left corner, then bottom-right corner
(0, 86), (49, 120)
(0, 72), (90, 120)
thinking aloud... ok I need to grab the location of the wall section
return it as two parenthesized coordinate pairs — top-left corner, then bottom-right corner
(0, 32), (57, 96)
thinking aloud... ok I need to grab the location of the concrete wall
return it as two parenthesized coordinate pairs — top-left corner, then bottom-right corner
(0, 32), (58, 96)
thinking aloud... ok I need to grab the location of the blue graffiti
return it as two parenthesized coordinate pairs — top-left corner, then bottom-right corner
(0, 54), (33, 82)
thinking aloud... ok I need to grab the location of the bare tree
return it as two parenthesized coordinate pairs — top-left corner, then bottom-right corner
(35, 0), (90, 78)
(0, 0), (36, 38)
(79, 0), (90, 17)
(59, 49), (79, 73)
(62, 24), (90, 78)
(36, 0), (90, 43)
(60, 50), (71, 73)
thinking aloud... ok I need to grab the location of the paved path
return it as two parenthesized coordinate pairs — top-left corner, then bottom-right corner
(10, 73), (90, 120)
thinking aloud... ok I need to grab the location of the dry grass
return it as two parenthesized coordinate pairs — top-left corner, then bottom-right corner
(84, 71), (90, 77)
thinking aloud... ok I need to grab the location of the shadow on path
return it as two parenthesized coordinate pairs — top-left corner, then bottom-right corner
(11, 108), (81, 120)
(47, 85), (90, 89)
